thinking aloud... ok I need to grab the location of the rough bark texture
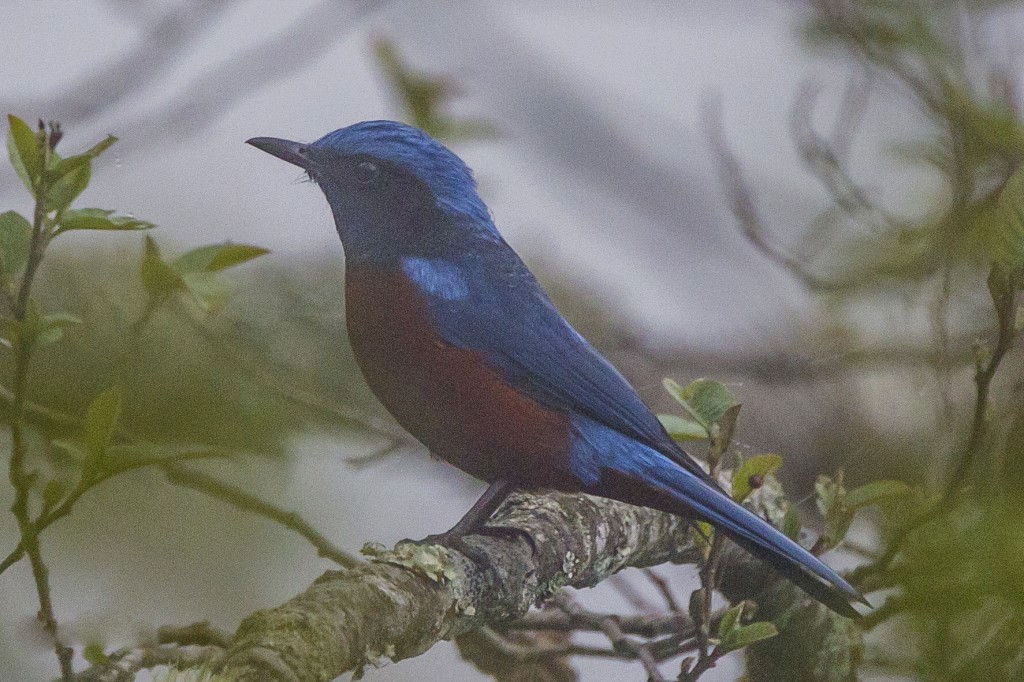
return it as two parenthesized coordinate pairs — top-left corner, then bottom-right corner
(210, 490), (698, 681)
(156, 488), (860, 682)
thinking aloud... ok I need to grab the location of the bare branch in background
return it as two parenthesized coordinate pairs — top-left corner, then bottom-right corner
(702, 93), (841, 292)
(100, 0), (391, 157)
(4, 0), (241, 126)
(1, 0), (391, 197)
(790, 78), (898, 233)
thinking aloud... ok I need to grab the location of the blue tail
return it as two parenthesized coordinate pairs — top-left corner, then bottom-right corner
(572, 420), (865, 618)
(644, 459), (863, 618)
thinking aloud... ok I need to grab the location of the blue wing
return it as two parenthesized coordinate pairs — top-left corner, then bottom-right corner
(414, 241), (709, 479)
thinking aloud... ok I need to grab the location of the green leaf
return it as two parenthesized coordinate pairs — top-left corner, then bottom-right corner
(844, 480), (911, 510)
(173, 242), (269, 273)
(815, 474), (845, 517)
(36, 311), (83, 346)
(689, 520), (715, 553)
(990, 165), (1024, 274)
(782, 504), (801, 541)
(42, 312), (83, 327)
(57, 208), (154, 234)
(663, 378), (689, 405)
(7, 114), (41, 191)
(687, 379), (738, 425)
(83, 386), (124, 460)
(181, 270), (230, 311)
(0, 210), (32, 276)
(815, 475), (853, 547)
(732, 454), (784, 502)
(717, 603), (744, 640)
(711, 403), (742, 457)
(140, 236), (185, 297)
(663, 377), (738, 427)
(51, 439), (88, 464)
(36, 325), (64, 346)
(82, 643), (109, 667)
(83, 135), (117, 158)
(720, 621), (778, 652)
(47, 135), (116, 182)
(658, 413), (709, 441)
(45, 160), (90, 213)
(4, 299), (44, 349)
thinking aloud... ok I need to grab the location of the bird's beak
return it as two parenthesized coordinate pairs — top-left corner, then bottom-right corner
(245, 136), (309, 168)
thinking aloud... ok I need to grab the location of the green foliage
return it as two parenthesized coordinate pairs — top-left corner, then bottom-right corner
(173, 243), (269, 273)
(885, 498), (1024, 680)
(731, 454), (783, 503)
(0, 211), (32, 277)
(83, 385), (123, 464)
(140, 236), (268, 312)
(45, 155), (90, 214)
(991, 164), (1024, 277)
(82, 642), (109, 667)
(57, 208), (153, 234)
(782, 504), (801, 541)
(1, 300), (76, 350)
(372, 38), (496, 142)
(140, 235), (186, 298)
(7, 114), (41, 190)
(717, 603), (778, 653)
(663, 377), (738, 428)
(815, 474), (911, 550)
(0, 115), (364, 680)
(662, 378), (741, 473)
(658, 412), (708, 441)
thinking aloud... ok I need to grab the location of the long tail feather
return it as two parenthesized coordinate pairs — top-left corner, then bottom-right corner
(577, 428), (865, 618)
(642, 460), (865, 618)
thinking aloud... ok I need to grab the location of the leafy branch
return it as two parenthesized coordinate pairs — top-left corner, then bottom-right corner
(0, 115), (307, 680)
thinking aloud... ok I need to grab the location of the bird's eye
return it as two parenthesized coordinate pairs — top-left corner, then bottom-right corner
(354, 161), (379, 185)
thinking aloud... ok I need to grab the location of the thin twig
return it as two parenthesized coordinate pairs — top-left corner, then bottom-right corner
(162, 463), (359, 568)
(607, 571), (660, 614)
(703, 95), (839, 292)
(855, 267), (1019, 582)
(644, 567), (684, 614)
(0, 448), (230, 577)
(183, 309), (413, 450)
(502, 607), (694, 640)
(553, 592), (671, 682)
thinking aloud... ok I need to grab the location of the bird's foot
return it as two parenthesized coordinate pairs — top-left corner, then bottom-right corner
(399, 528), (501, 568)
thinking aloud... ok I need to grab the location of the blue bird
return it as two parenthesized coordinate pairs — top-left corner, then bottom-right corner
(247, 121), (865, 617)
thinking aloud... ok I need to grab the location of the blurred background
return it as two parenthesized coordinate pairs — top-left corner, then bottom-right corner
(3, 1), (1024, 680)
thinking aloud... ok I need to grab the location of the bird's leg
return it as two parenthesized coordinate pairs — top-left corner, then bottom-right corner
(404, 479), (516, 564)
(438, 479), (516, 539)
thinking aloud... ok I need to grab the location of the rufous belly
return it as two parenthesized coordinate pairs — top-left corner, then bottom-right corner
(345, 265), (577, 488)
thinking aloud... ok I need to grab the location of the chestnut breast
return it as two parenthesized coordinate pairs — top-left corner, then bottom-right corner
(344, 265), (576, 487)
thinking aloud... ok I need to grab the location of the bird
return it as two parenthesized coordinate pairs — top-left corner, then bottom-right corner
(247, 120), (865, 618)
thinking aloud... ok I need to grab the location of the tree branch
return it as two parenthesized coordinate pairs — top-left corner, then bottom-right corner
(98, 481), (857, 682)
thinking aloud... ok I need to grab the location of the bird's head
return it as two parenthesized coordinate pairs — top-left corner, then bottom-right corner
(247, 121), (497, 263)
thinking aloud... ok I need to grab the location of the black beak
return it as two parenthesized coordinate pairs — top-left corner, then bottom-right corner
(246, 136), (309, 168)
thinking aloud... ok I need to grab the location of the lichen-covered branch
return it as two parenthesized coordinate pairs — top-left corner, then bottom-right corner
(212, 490), (697, 682)
(134, 485), (861, 682)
